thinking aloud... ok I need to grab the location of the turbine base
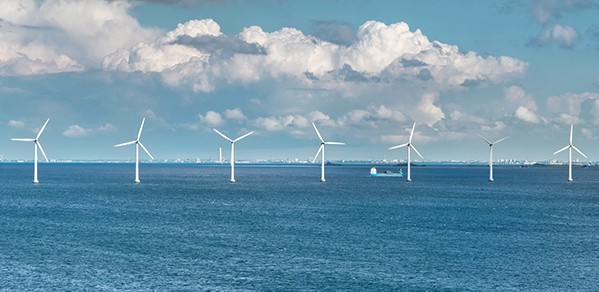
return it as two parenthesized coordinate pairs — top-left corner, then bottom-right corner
(134, 179), (140, 183)
(406, 178), (412, 182)
(230, 179), (236, 183)
(320, 179), (326, 182)
(33, 180), (39, 184)
(489, 179), (494, 182)
(568, 178), (573, 182)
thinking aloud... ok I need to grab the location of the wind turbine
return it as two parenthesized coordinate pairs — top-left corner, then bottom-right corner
(11, 118), (50, 184)
(115, 118), (154, 183)
(388, 122), (423, 182)
(312, 122), (345, 182)
(218, 147), (223, 164)
(478, 134), (509, 182)
(213, 129), (253, 183)
(553, 124), (587, 182)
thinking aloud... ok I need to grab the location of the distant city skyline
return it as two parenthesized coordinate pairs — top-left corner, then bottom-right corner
(1, 0), (599, 162)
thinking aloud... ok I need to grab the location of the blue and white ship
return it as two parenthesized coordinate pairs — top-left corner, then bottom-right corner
(369, 167), (403, 177)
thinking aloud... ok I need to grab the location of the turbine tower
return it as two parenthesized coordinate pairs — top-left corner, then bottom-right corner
(115, 118), (154, 183)
(312, 122), (345, 182)
(553, 124), (587, 182)
(11, 118), (50, 184)
(388, 122), (423, 182)
(478, 134), (509, 182)
(213, 129), (253, 183)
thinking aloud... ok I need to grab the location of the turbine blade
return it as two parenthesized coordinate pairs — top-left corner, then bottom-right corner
(324, 142), (345, 145)
(213, 129), (233, 142)
(553, 145), (569, 155)
(312, 122), (324, 143)
(137, 118), (146, 140)
(493, 136), (509, 145)
(572, 145), (588, 158)
(233, 131), (254, 142)
(389, 143), (409, 150)
(115, 140), (136, 147)
(569, 124), (573, 145)
(11, 138), (35, 142)
(37, 141), (49, 162)
(477, 133), (492, 145)
(411, 145), (424, 159)
(36, 118), (50, 139)
(408, 122), (416, 143)
(139, 142), (154, 160)
(313, 144), (323, 163)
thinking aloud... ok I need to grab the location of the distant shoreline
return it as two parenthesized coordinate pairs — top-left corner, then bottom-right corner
(0, 161), (593, 168)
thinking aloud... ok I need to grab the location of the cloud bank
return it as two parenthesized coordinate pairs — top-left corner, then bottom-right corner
(103, 19), (527, 93)
(0, 0), (160, 75)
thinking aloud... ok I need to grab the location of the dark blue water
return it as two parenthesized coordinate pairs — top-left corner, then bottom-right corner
(1, 163), (598, 290)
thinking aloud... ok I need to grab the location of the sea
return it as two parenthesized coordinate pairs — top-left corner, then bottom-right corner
(1, 163), (598, 291)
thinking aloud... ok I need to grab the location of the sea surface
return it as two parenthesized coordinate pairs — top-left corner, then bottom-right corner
(1, 163), (598, 290)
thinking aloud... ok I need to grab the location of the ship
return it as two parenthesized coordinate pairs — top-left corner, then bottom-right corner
(369, 166), (403, 177)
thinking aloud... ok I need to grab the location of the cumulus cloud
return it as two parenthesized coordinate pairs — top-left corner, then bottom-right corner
(251, 105), (406, 134)
(547, 92), (599, 115)
(103, 19), (527, 92)
(515, 106), (543, 124)
(530, 24), (578, 48)
(526, 0), (597, 48)
(0, 0), (160, 75)
(253, 115), (309, 132)
(505, 85), (537, 110)
(198, 110), (224, 126)
(581, 127), (595, 139)
(62, 124), (90, 137)
(413, 93), (445, 126)
(224, 108), (246, 120)
(62, 123), (118, 137)
(8, 120), (25, 128)
(98, 123), (118, 133)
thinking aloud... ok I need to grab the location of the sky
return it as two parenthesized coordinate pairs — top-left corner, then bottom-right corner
(1, 0), (599, 162)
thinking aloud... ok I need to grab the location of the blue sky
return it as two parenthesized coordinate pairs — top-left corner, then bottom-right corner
(1, 0), (599, 162)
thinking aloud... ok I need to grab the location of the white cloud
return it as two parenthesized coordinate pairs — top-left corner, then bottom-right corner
(546, 92), (599, 124)
(581, 127), (594, 140)
(413, 92), (445, 126)
(539, 24), (578, 48)
(199, 111), (224, 126)
(224, 108), (246, 120)
(62, 124), (90, 137)
(253, 115), (306, 132)
(515, 106), (542, 124)
(0, 0), (160, 75)
(480, 121), (507, 132)
(61, 123), (117, 137)
(8, 120), (25, 128)
(103, 19), (526, 92)
(505, 85), (537, 110)
(98, 123), (118, 133)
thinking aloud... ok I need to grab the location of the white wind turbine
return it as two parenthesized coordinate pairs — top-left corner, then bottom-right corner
(11, 118), (50, 184)
(312, 122), (345, 182)
(115, 118), (154, 183)
(553, 124), (587, 182)
(213, 129), (253, 183)
(388, 122), (423, 182)
(478, 134), (509, 182)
